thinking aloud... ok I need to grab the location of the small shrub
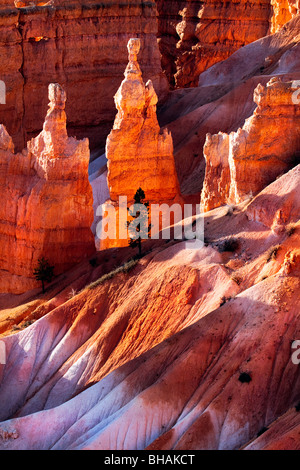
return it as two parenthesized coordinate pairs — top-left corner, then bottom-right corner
(266, 245), (281, 263)
(33, 257), (55, 293)
(11, 325), (21, 332)
(220, 295), (232, 306)
(218, 238), (239, 253)
(238, 372), (252, 383)
(231, 274), (242, 285)
(285, 223), (296, 237)
(89, 257), (98, 267)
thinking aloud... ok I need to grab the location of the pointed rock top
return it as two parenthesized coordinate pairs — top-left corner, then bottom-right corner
(124, 38), (142, 80)
(127, 38), (141, 61)
(48, 83), (66, 110)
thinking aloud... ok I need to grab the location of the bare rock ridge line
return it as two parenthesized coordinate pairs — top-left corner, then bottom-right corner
(0, 83), (95, 294)
(101, 38), (182, 250)
(201, 77), (300, 212)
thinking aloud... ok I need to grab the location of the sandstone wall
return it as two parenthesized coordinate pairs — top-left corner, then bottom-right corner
(156, 0), (272, 88)
(0, 0), (168, 152)
(156, 0), (300, 88)
(0, 0), (298, 154)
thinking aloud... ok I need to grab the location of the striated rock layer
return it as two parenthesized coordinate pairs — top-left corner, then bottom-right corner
(101, 38), (182, 249)
(0, 83), (95, 294)
(156, 0), (272, 88)
(201, 77), (300, 212)
(0, 0), (168, 152)
(155, 14), (300, 198)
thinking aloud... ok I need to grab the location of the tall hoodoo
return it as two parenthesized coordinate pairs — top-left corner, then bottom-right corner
(101, 38), (182, 249)
(106, 38), (180, 204)
(0, 83), (95, 294)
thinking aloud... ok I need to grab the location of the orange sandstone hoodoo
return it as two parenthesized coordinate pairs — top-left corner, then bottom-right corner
(201, 77), (300, 212)
(0, 83), (95, 294)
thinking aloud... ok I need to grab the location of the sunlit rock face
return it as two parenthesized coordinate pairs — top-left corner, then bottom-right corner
(0, 0), (169, 152)
(156, 0), (300, 88)
(106, 38), (180, 204)
(0, 83), (95, 294)
(270, 0), (300, 33)
(201, 77), (300, 212)
(155, 0), (272, 88)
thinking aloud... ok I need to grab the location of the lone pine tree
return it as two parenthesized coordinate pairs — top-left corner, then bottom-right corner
(127, 187), (151, 257)
(33, 257), (55, 293)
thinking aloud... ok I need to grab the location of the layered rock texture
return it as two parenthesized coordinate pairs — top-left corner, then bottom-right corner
(156, 0), (272, 88)
(0, 83), (95, 294)
(0, 0), (297, 157)
(101, 38), (181, 249)
(0, 0), (168, 152)
(157, 15), (300, 197)
(200, 77), (300, 212)
(0, 0), (300, 453)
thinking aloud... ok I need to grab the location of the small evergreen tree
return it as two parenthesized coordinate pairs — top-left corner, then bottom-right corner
(127, 187), (151, 257)
(33, 257), (55, 293)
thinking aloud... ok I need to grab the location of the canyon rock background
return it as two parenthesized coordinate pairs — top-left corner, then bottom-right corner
(0, 0), (299, 453)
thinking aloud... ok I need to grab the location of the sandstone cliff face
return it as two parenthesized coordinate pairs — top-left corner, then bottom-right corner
(270, 0), (300, 32)
(0, 0), (297, 157)
(201, 77), (300, 212)
(0, 83), (95, 294)
(0, 0), (168, 152)
(155, 12), (300, 200)
(156, 0), (272, 88)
